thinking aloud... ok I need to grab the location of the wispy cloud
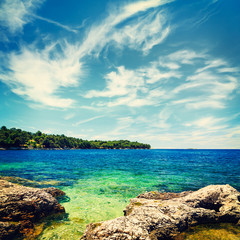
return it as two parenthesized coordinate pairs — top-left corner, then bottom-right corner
(77, 0), (173, 57)
(167, 49), (205, 64)
(0, 0), (79, 35)
(85, 66), (141, 98)
(0, 42), (83, 108)
(100, 116), (135, 138)
(196, 59), (226, 73)
(0, 0), (174, 108)
(124, 0), (174, 14)
(31, 14), (78, 33)
(190, 0), (220, 29)
(84, 60), (181, 107)
(72, 115), (104, 127)
(84, 48), (238, 110)
(167, 50), (239, 110)
(218, 67), (240, 73)
(64, 113), (75, 120)
(111, 11), (170, 54)
(185, 116), (227, 130)
(0, 0), (43, 34)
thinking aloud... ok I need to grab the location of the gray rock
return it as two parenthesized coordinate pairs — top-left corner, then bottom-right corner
(81, 185), (240, 240)
(0, 180), (65, 240)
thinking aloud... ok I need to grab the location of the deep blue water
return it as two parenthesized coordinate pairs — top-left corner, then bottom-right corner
(0, 149), (239, 191)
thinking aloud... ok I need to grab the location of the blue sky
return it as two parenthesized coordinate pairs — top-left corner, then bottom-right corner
(0, 0), (240, 149)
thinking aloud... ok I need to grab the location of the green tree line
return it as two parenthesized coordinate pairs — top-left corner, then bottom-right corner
(0, 126), (151, 149)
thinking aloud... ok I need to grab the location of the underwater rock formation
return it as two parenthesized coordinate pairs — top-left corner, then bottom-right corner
(81, 185), (240, 240)
(0, 180), (65, 240)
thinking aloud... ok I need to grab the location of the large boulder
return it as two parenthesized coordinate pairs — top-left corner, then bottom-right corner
(0, 180), (65, 240)
(81, 185), (240, 240)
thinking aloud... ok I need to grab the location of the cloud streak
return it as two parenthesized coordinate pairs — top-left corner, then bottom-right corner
(31, 14), (78, 33)
(72, 115), (104, 127)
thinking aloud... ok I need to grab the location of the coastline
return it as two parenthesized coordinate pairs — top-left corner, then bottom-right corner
(1, 177), (240, 240)
(1, 147), (239, 150)
(0, 147), (152, 151)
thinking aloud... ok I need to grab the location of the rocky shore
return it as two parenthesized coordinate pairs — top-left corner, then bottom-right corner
(1, 179), (240, 240)
(81, 185), (240, 240)
(0, 179), (65, 240)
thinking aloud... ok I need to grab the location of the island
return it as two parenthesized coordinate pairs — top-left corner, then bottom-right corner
(0, 126), (151, 150)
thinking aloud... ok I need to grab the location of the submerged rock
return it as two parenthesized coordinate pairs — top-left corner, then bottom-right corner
(42, 187), (66, 198)
(0, 176), (63, 188)
(81, 185), (240, 240)
(0, 180), (65, 240)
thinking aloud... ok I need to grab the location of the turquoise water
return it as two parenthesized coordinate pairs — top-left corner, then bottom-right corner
(0, 149), (239, 239)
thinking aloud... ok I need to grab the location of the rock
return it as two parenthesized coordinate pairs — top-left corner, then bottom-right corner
(0, 180), (65, 240)
(0, 176), (41, 188)
(0, 222), (21, 240)
(43, 187), (66, 198)
(0, 176), (62, 188)
(81, 185), (240, 240)
(136, 190), (192, 200)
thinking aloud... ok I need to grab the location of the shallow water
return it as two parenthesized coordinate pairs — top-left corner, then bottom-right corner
(176, 223), (240, 240)
(0, 149), (239, 239)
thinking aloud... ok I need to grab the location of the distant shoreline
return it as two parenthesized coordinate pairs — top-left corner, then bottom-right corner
(1, 147), (239, 151)
(0, 147), (151, 151)
(0, 126), (151, 150)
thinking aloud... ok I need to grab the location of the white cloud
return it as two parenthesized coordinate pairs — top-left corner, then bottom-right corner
(64, 113), (75, 120)
(226, 126), (240, 138)
(84, 48), (238, 110)
(172, 68), (238, 109)
(84, 63), (178, 107)
(108, 95), (154, 108)
(1, 0), (174, 108)
(144, 66), (181, 84)
(0, 0), (43, 33)
(0, 43), (83, 108)
(186, 100), (225, 109)
(0, 0), (77, 34)
(167, 49), (205, 64)
(31, 14), (78, 33)
(185, 116), (227, 130)
(85, 66), (142, 98)
(77, 0), (173, 57)
(72, 115), (104, 127)
(124, 0), (174, 15)
(172, 97), (225, 109)
(159, 60), (180, 70)
(196, 59), (226, 73)
(112, 11), (170, 54)
(154, 109), (171, 128)
(98, 116), (135, 138)
(218, 67), (240, 73)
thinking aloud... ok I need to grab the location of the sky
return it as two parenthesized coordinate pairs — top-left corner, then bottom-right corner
(0, 0), (240, 149)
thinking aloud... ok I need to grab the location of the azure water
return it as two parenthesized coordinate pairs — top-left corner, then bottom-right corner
(0, 149), (239, 239)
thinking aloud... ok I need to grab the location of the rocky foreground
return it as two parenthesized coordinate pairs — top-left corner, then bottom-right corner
(82, 185), (240, 240)
(0, 179), (65, 240)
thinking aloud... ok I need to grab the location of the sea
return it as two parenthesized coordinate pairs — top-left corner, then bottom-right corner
(0, 149), (239, 239)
